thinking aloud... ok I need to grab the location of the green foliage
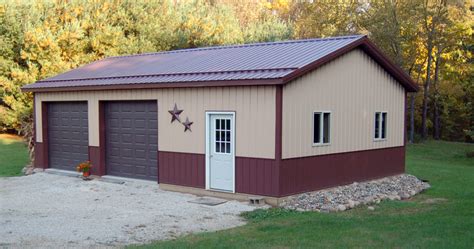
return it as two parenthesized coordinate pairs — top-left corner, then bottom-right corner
(0, 0), (293, 134)
(289, 0), (473, 142)
(240, 207), (299, 222)
(292, 1), (359, 38)
(0, 0), (471, 143)
(243, 16), (293, 43)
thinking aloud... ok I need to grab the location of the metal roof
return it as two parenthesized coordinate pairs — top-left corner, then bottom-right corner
(22, 35), (418, 92)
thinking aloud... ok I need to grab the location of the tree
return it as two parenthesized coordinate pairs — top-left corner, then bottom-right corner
(356, 0), (424, 143)
(0, 0), (472, 144)
(354, 0), (472, 142)
(0, 0), (293, 137)
(291, 1), (360, 39)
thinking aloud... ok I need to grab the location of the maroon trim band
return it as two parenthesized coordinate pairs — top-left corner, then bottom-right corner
(22, 79), (284, 93)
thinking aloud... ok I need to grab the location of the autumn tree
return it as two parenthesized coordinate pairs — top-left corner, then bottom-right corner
(0, 0), (472, 144)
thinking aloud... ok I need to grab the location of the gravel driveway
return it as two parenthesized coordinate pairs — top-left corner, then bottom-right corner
(0, 172), (257, 248)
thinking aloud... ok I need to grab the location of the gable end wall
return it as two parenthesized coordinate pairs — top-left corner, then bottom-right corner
(282, 49), (406, 159)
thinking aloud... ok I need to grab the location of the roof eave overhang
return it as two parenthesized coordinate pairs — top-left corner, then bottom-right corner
(21, 78), (285, 93)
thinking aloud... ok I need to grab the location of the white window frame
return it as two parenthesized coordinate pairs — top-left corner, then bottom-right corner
(312, 111), (331, 146)
(213, 117), (232, 155)
(374, 111), (388, 141)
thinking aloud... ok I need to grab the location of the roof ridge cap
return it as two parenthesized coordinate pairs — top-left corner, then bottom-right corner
(105, 35), (365, 60)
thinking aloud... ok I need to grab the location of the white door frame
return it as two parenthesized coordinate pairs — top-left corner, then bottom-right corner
(205, 111), (236, 193)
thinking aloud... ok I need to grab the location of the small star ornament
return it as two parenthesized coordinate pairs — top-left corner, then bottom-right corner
(168, 103), (183, 123)
(182, 117), (193, 132)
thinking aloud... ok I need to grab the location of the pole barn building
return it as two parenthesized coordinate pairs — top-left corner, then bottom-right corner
(23, 35), (418, 204)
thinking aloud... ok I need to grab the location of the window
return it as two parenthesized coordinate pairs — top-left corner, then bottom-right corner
(374, 112), (387, 140)
(313, 112), (331, 145)
(215, 118), (231, 154)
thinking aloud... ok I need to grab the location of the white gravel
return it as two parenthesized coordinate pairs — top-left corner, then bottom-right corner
(0, 173), (258, 249)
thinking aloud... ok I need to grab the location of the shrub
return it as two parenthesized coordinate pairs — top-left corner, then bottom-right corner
(76, 161), (92, 173)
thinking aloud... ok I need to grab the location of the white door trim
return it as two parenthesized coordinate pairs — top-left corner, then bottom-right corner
(205, 111), (236, 193)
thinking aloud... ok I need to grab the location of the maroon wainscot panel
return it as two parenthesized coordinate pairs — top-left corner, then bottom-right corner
(157, 151), (280, 197)
(279, 147), (405, 197)
(89, 102), (106, 176)
(158, 151), (205, 188)
(235, 157), (279, 197)
(34, 102), (49, 169)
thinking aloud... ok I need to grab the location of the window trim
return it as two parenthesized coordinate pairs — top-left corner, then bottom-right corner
(213, 118), (232, 155)
(374, 111), (388, 141)
(312, 111), (331, 147)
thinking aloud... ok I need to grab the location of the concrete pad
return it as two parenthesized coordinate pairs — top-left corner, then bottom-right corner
(45, 168), (81, 177)
(188, 197), (228, 206)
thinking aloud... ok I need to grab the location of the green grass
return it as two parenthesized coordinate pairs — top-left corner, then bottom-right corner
(131, 141), (474, 249)
(0, 134), (30, 176)
(0, 135), (471, 247)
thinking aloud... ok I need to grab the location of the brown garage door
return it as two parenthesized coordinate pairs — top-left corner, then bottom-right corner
(47, 102), (89, 171)
(105, 101), (158, 181)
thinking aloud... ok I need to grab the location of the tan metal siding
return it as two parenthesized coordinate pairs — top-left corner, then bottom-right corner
(35, 86), (276, 159)
(282, 49), (405, 159)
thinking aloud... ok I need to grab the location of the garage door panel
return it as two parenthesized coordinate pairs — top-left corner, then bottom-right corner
(105, 101), (158, 181)
(134, 119), (146, 128)
(47, 102), (88, 171)
(122, 119), (132, 128)
(149, 145), (158, 151)
(110, 134), (120, 143)
(148, 135), (158, 143)
(135, 149), (146, 158)
(135, 167), (146, 175)
(121, 148), (133, 158)
(135, 135), (146, 144)
(120, 134), (133, 143)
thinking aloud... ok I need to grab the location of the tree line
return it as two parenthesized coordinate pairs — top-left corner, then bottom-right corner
(0, 0), (472, 143)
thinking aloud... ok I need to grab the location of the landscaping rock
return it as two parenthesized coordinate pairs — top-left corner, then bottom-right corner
(368, 206), (375, 211)
(337, 204), (346, 212)
(400, 192), (411, 200)
(33, 168), (45, 173)
(280, 174), (430, 212)
(347, 200), (355, 209)
(22, 165), (35, 175)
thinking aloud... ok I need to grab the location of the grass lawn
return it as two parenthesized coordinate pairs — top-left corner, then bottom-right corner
(0, 134), (30, 177)
(132, 141), (474, 249)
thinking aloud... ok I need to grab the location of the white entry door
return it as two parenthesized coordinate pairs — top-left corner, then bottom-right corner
(207, 113), (235, 192)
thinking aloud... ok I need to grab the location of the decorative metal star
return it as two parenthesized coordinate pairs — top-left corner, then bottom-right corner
(182, 117), (193, 132)
(168, 103), (183, 123)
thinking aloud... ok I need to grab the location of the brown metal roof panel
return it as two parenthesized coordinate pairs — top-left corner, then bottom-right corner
(37, 35), (363, 83)
(22, 35), (418, 92)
